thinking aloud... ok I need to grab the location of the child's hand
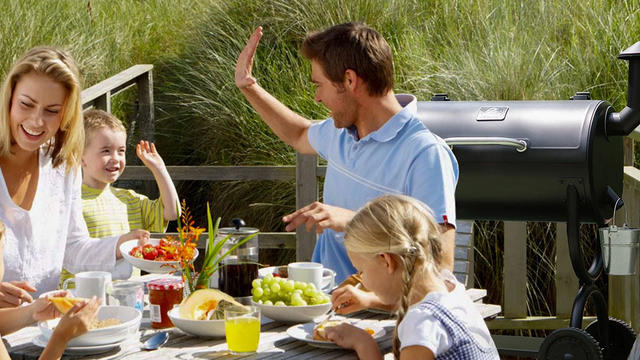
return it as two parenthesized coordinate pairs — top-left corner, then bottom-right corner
(52, 297), (100, 343)
(331, 285), (377, 314)
(31, 290), (71, 321)
(136, 141), (166, 172)
(324, 323), (376, 351)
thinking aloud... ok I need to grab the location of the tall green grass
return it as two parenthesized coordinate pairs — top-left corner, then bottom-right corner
(0, 0), (214, 120)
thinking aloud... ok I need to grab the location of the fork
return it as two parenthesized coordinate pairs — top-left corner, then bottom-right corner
(316, 283), (362, 323)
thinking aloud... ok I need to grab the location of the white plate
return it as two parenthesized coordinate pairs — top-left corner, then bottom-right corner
(258, 266), (336, 292)
(167, 307), (226, 338)
(38, 305), (141, 347)
(252, 300), (331, 323)
(286, 320), (385, 349)
(32, 334), (124, 355)
(119, 239), (199, 274)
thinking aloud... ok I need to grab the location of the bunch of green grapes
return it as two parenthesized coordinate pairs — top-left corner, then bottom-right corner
(251, 273), (330, 306)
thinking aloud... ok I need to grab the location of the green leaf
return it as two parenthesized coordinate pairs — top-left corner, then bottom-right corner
(209, 233), (258, 271)
(176, 200), (186, 247)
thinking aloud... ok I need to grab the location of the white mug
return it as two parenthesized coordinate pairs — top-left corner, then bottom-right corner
(288, 262), (323, 290)
(63, 271), (112, 304)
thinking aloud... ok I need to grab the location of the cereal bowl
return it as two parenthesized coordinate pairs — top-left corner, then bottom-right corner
(38, 305), (141, 347)
(168, 306), (226, 338)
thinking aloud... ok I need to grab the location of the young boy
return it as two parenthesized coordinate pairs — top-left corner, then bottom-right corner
(64, 109), (179, 280)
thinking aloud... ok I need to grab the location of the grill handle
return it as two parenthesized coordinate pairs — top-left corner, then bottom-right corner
(444, 137), (528, 152)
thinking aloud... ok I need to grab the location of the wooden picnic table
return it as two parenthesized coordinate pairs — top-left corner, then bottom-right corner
(4, 309), (397, 360)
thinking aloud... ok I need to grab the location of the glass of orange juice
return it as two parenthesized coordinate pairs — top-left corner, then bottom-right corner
(225, 305), (261, 354)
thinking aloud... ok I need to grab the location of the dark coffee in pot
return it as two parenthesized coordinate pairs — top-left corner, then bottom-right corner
(219, 262), (259, 297)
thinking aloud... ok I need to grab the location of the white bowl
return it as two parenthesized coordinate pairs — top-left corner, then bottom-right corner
(251, 300), (331, 323)
(258, 266), (336, 292)
(119, 239), (199, 274)
(39, 305), (141, 347)
(167, 306), (225, 338)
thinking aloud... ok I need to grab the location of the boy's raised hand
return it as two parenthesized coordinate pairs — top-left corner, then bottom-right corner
(136, 141), (166, 172)
(235, 27), (263, 89)
(135, 140), (180, 221)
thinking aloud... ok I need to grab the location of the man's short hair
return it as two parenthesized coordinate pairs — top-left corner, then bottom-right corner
(301, 22), (394, 96)
(83, 109), (126, 147)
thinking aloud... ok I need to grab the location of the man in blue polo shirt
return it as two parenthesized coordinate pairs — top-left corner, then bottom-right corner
(235, 23), (458, 285)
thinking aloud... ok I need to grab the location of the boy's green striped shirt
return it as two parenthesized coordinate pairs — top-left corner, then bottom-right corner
(81, 184), (167, 238)
(58, 184), (168, 286)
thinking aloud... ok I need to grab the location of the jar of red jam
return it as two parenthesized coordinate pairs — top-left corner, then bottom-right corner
(147, 278), (184, 328)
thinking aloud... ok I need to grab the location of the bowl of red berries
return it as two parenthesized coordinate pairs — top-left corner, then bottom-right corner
(120, 238), (199, 274)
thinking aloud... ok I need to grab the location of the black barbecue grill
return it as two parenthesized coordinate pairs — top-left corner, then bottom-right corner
(418, 41), (640, 360)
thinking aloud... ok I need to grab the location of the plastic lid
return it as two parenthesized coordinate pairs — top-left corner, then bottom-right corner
(147, 278), (184, 291)
(112, 280), (144, 289)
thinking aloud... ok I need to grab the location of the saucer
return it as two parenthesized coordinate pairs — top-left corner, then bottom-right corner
(32, 334), (123, 355)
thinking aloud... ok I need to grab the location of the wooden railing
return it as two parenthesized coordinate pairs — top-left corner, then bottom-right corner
(82, 66), (640, 352)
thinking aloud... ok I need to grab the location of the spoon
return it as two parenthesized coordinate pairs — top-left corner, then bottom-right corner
(104, 332), (169, 360)
(142, 331), (169, 350)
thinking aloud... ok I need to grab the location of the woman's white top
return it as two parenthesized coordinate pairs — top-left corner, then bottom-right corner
(0, 149), (126, 297)
(397, 269), (497, 356)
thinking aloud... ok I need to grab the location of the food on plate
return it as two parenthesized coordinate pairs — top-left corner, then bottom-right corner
(272, 266), (288, 278)
(312, 320), (344, 341)
(252, 274), (330, 306)
(90, 318), (121, 329)
(313, 320), (375, 341)
(178, 288), (246, 320)
(128, 238), (187, 261)
(49, 297), (88, 314)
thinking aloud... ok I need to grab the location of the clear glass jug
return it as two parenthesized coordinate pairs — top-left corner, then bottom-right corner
(208, 219), (259, 300)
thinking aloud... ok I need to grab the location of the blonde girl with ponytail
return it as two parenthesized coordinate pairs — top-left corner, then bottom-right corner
(324, 195), (498, 359)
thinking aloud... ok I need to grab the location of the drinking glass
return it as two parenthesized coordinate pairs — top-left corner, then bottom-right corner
(224, 306), (260, 354)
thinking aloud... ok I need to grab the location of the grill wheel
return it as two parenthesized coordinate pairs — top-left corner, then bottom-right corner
(538, 327), (603, 360)
(585, 317), (637, 359)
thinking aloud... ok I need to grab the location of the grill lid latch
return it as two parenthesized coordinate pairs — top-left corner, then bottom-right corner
(431, 93), (450, 101)
(570, 91), (591, 100)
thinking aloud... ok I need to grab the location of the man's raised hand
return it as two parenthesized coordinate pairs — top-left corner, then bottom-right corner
(235, 27), (263, 89)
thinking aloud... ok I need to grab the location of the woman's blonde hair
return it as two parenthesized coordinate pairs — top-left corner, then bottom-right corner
(0, 46), (84, 170)
(344, 194), (443, 359)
